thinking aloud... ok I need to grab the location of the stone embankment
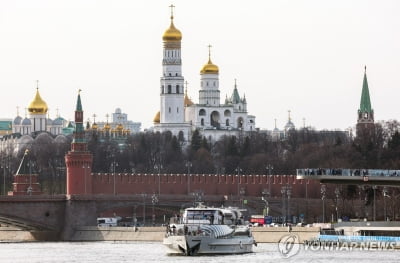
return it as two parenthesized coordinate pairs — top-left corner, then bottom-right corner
(0, 226), (320, 242)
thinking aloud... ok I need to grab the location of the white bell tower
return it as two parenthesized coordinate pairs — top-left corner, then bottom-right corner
(160, 4), (184, 124)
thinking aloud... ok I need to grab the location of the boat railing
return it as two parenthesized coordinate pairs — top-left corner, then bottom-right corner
(297, 168), (400, 177)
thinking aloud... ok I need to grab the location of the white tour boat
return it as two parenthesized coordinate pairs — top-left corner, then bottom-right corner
(163, 203), (256, 256)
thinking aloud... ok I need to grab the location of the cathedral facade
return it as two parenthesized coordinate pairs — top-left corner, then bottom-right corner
(153, 8), (256, 142)
(0, 85), (71, 155)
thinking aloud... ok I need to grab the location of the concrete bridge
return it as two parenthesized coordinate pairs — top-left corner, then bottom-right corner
(0, 194), (231, 240)
(296, 168), (400, 186)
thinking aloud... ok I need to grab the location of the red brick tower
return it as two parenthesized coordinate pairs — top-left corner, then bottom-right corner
(65, 91), (93, 195)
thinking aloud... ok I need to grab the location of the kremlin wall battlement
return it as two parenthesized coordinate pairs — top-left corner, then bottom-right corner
(88, 173), (321, 198)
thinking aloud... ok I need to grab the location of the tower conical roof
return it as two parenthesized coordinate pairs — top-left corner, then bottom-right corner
(359, 67), (372, 113)
(76, 90), (83, 112)
(231, 80), (241, 104)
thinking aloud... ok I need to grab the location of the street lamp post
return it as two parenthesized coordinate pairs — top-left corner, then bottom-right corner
(239, 187), (245, 209)
(321, 185), (327, 223)
(111, 161), (118, 195)
(383, 187), (389, 221)
(373, 185), (377, 221)
(151, 194), (158, 226)
(266, 164), (273, 195)
(235, 167), (242, 205)
(281, 186), (286, 224)
(185, 161), (192, 195)
(141, 193), (147, 226)
(154, 164), (163, 195)
(287, 186), (292, 223)
(334, 187), (340, 222)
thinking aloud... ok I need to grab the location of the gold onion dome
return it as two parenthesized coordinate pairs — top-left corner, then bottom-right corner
(162, 16), (182, 42)
(104, 123), (111, 130)
(153, 111), (160, 123)
(200, 58), (219, 74)
(28, 88), (48, 114)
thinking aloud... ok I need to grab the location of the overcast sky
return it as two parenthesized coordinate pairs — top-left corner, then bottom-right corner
(0, 0), (399, 131)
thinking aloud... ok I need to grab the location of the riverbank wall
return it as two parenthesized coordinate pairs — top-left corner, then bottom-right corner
(0, 226), (320, 243)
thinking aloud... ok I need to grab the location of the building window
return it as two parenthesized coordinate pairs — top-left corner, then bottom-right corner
(199, 109), (206, 116)
(201, 118), (204, 126)
(176, 85), (179, 93)
(177, 107), (179, 113)
(168, 85), (171, 94)
(169, 107), (171, 113)
(226, 119), (230, 126)
(161, 85), (164, 94)
(175, 73), (178, 76)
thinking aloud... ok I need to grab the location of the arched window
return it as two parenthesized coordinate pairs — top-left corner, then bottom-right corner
(176, 85), (179, 94)
(224, 110), (231, 117)
(199, 109), (206, 116)
(201, 118), (204, 126)
(168, 85), (171, 94)
(175, 73), (178, 76)
(210, 111), (220, 128)
(226, 119), (230, 126)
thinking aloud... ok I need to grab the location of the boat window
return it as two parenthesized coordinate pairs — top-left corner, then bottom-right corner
(186, 210), (216, 220)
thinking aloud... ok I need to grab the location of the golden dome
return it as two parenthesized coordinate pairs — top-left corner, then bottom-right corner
(162, 17), (182, 42)
(116, 123), (124, 131)
(104, 123), (111, 130)
(200, 58), (219, 74)
(28, 88), (48, 115)
(92, 123), (98, 130)
(153, 111), (160, 123)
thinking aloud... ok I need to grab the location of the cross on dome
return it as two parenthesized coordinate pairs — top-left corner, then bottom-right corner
(169, 4), (175, 19)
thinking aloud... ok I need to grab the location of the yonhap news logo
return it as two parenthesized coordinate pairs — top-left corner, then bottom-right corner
(278, 234), (301, 258)
(278, 234), (399, 258)
(303, 240), (398, 251)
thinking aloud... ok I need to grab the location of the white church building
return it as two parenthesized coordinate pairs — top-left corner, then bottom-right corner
(153, 7), (256, 142)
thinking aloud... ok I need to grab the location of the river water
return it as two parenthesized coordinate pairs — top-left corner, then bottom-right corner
(0, 241), (398, 263)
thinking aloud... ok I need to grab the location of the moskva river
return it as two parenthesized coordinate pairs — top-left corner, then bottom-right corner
(0, 241), (399, 263)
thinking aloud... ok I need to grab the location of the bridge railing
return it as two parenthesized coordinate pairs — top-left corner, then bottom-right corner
(296, 168), (400, 177)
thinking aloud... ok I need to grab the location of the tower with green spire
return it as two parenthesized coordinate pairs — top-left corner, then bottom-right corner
(356, 66), (375, 135)
(65, 90), (93, 195)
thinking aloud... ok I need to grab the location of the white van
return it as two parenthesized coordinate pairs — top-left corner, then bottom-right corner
(97, 217), (119, 227)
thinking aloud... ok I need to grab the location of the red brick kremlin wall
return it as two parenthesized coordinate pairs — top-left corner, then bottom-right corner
(90, 173), (322, 198)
